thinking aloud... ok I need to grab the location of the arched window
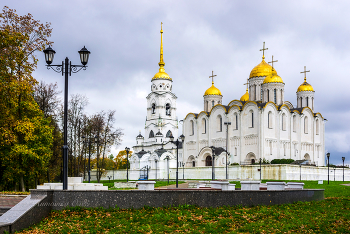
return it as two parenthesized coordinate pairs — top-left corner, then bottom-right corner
(206, 101), (209, 111)
(205, 156), (212, 166)
(282, 113), (286, 131)
(166, 130), (172, 137)
(304, 116), (308, 134)
(192, 161), (196, 167)
(300, 97), (303, 107)
(234, 113), (238, 130)
(268, 111), (273, 129)
(316, 119), (319, 135)
(254, 85), (257, 100)
(165, 103), (171, 116)
(151, 103), (156, 114)
(267, 90), (270, 102)
(149, 130), (154, 138)
(293, 115), (297, 132)
(212, 100), (215, 108)
(251, 111), (254, 128)
(202, 118), (206, 134)
(261, 87), (263, 100)
(306, 97), (309, 107)
(274, 89), (277, 103)
(190, 120), (194, 135)
(217, 115), (222, 132)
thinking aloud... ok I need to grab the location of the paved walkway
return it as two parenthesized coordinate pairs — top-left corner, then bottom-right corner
(157, 182), (192, 189)
(0, 195), (27, 208)
(341, 184), (350, 186)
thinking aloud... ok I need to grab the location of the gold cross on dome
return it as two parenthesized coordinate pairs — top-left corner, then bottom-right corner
(209, 71), (217, 84)
(300, 66), (310, 79)
(260, 42), (268, 58)
(268, 55), (278, 70)
(243, 78), (249, 90)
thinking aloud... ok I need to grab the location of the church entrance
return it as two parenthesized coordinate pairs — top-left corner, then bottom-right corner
(205, 156), (212, 166)
(245, 152), (257, 165)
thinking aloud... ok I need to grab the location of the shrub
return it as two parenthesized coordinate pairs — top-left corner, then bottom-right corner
(270, 159), (295, 164)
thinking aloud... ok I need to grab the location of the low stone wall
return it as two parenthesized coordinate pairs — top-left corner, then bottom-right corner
(0, 189), (324, 233)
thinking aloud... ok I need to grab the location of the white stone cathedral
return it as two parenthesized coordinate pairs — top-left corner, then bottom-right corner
(182, 44), (325, 168)
(130, 25), (182, 179)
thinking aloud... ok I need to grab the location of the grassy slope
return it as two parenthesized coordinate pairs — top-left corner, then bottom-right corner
(18, 181), (350, 233)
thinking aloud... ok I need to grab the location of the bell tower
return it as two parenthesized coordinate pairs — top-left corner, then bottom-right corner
(144, 23), (178, 144)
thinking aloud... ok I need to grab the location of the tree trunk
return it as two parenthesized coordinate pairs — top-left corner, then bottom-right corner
(20, 175), (25, 192)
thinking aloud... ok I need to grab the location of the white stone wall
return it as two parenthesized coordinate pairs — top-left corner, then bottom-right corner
(102, 165), (350, 181)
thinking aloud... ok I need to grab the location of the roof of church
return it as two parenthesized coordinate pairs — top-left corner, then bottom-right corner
(136, 149), (148, 158)
(297, 78), (314, 92)
(204, 82), (222, 96)
(154, 148), (167, 156)
(156, 131), (163, 136)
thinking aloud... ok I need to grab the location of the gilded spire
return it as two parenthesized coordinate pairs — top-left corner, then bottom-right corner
(152, 23), (171, 80)
(158, 22), (165, 70)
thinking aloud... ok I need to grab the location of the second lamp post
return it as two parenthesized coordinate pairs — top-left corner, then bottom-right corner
(125, 147), (130, 182)
(169, 134), (185, 188)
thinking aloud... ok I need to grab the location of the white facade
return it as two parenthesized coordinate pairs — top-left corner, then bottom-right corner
(183, 55), (325, 168)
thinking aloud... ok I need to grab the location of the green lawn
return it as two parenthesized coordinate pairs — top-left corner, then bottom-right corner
(18, 181), (350, 233)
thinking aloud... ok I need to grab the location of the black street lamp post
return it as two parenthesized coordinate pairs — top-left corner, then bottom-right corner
(342, 157), (345, 182)
(155, 159), (158, 180)
(82, 135), (97, 183)
(166, 156), (169, 184)
(259, 158), (262, 181)
(210, 146), (216, 180)
(44, 46), (90, 190)
(182, 162), (185, 180)
(224, 122), (231, 180)
(125, 147), (130, 182)
(327, 153), (330, 184)
(169, 134), (185, 188)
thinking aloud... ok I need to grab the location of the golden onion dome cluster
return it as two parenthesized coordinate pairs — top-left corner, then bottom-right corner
(263, 72), (284, 84)
(297, 78), (314, 92)
(249, 59), (277, 78)
(204, 83), (222, 96)
(240, 89), (249, 101)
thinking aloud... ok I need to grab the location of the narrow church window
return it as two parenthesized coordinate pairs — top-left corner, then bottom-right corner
(165, 103), (171, 116)
(282, 113), (286, 131)
(212, 100), (215, 108)
(235, 114), (238, 130)
(251, 111), (254, 128)
(267, 90), (270, 102)
(217, 115), (223, 132)
(268, 112), (273, 129)
(283, 143), (286, 156)
(235, 147), (237, 156)
(192, 161), (195, 167)
(205, 156), (212, 166)
(166, 130), (172, 137)
(306, 97), (309, 107)
(304, 116), (308, 134)
(206, 101), (209, 111)
(254, 85), (257, 100)
(152, 103), (156, 114)
(202, 119), (206, 134)
(190, 120), (194, 135)
(270, 141), (272, 155)
(261, 87), (263, 100)
(293, 115), (297, 132)
(274, 89), (277, 103)
(149, 130), (154, 138)
(316, 119), (319, 135)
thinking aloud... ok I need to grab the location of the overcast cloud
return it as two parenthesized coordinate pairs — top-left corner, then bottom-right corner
(3, 0), (350, 165)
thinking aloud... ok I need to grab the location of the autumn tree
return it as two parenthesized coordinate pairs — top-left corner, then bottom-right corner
(114, 150), (132, 169)
(0, 6), (53, 191)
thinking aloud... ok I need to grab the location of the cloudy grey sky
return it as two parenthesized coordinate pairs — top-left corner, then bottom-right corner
(3, 0), (350, 165)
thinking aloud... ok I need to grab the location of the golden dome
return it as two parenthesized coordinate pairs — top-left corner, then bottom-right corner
(204, 82), (222, 96)
(297, 78), (314, 92)
(240, 89), (249, 101)
(152, 68), (172, 80)
(263, 72), (284, 84)
(249, 58), (277, 78)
